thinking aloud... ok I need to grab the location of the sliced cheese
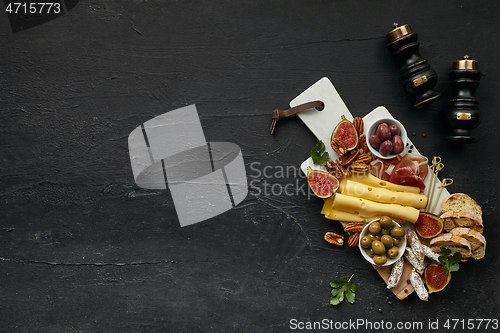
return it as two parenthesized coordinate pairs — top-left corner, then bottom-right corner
(321, 197), (334, 216)
(332, 193), (420, 223)
(341, 180), (428, 209)
(326, 209), (381, 223)
(340, 174), (421, 194)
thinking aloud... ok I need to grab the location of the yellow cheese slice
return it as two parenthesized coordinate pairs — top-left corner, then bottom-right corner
(321, 197), (334, 216)
(340, 174), (421, 194)
(332, 193), (420, 223)
(341, 180), (428, 209)
(326, 209), (381, 223)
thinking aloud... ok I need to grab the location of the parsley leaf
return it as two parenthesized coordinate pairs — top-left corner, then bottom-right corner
(330, 274), (356, 305)
(438, 247), (462, 273)
(310, 141), (329, 166)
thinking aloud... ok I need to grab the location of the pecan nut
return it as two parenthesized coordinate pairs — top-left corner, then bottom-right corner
(324, 232), (344, 246)
(356, 134), (368, 154)
(350, 162), (370, 174)
(347, 232), (361, 248)
(341, 149), (359, 166)
(331, 138), (347, 156)
(325, 160), (343, 179)
(335, 159), (352, 177)
(343, 222), (364, 233)
(353, 117), (364, 136)
(354, 153), (373, 164)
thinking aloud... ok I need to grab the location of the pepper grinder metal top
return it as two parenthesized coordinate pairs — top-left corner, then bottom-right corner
(446, 55), (482, 143)
(386, 23), (441, 108)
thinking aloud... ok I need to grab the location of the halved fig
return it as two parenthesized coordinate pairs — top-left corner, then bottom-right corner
(415, 212), (444, 238)
(331, 115), (358, 152)
(307, 167), (339, 198)
(424, 263), (451, 293)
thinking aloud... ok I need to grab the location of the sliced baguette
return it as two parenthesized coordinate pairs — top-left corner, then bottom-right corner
(440, 193), (482, 221)
(430, 233), (471, 261)
(450, 227), (486, 260)
(440, 211), (483, 234)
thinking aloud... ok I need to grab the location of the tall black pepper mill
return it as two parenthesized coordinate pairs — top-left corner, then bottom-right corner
(386, 23), (441, 108)
(446, 55), (482, 143)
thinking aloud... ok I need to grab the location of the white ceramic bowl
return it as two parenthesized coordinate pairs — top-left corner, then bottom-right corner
(358, 218), (406, 266)
(366, 118), (407, 159)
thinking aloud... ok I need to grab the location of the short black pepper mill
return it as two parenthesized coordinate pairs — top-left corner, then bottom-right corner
(386, 23), (441, 108)
(446, 55), (482, 143)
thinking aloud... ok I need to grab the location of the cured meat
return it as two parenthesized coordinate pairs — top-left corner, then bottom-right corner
(389, 154), (428, 190)
(370, 159), (385, 180)
(370, 153), (429, 190)
(370, 156), (402, 181)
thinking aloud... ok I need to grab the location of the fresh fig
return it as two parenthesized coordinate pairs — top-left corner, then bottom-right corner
(424, 264), (451, 293)
(415, 212), (444, 238)
(331, 115), (358, 152)
(307, 167), (339, 198)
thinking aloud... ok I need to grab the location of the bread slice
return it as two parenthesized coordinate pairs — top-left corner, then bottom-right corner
(430, 233), (471, 261)
(450, 227), (486, 260)
(440, 193), (482, 221)
(440, 211), (484, 234)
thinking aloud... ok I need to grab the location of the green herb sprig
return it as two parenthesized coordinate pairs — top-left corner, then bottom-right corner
(438, 247), (462, 273)
(330, 274), (356, 305)
(310, 141), (329, 166)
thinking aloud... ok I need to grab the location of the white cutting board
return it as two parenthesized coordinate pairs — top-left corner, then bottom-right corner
(291, 77), (448, 215)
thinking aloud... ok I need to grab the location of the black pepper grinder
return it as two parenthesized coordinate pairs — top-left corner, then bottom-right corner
(446, 55), (482, 143)
(386, 23), (441, 108)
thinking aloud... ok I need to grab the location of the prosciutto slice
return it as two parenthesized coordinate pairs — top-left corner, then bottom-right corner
(389, 153), (429, 190)
(370, 156), (402, 181)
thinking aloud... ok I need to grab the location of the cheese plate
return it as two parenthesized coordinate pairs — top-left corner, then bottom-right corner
(291, 77), (450, 299)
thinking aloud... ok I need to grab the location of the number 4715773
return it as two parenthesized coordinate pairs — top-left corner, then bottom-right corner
(443, 318), (498, 330)
(5, 2), (62, 14)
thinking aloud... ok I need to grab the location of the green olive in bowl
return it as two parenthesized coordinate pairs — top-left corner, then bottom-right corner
(358, 217), (407, 266)
(373, 255), (388, 265)
(368, 222), (381, 235)
(391, 226), (405, 238)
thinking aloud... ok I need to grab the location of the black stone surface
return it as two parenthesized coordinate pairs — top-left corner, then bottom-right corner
(1, 1), (499, 332)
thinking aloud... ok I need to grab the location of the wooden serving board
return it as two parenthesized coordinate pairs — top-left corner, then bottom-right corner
(290, 77), (449, 299)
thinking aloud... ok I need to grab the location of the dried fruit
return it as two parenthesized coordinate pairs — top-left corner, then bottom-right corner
(424, 264), (451, 293)
(415, 212), (444, 238)
(307, 167), (339, 198)
(324, 232), (344, 246)
(331, 115), (358, 153)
